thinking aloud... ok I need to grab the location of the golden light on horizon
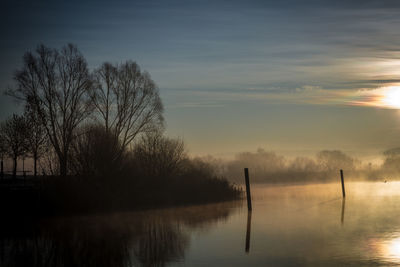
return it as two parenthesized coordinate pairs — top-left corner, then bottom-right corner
(351, 86), (400, 109)
(382, 86), (400, 109)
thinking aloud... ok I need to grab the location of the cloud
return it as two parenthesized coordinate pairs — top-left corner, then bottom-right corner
(348, 87), (400, 109)
(177, 84), (400, 110)
(275, 85), (400, 109)
(170, 102), (225, 108)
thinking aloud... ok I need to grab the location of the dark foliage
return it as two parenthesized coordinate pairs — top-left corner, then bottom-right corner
(2, 43), (240, 216)
(0, 128), (241, 216)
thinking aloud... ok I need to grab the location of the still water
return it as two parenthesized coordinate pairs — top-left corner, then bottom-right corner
(2, 182), (400, 266)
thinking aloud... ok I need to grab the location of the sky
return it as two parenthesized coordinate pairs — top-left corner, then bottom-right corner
(1, 0), (400, 160)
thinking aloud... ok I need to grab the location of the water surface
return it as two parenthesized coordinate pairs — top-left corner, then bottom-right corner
(2, 182), (400, 266)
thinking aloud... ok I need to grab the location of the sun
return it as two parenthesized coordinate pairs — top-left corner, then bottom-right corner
(382, 86), (400, 109)
(351, 86), (400, 109)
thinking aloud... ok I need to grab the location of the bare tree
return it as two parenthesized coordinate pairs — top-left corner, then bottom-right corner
(90, 61), (164, 158)
(0, 114), (28, 178)
(9, 44), (93, 177)
(24, 105), (48, 177)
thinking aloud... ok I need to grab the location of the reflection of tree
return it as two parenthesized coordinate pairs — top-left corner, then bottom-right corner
(0, 219), (133, 267)
(0, 201), (239, 267)
(133, 217), (188, 267)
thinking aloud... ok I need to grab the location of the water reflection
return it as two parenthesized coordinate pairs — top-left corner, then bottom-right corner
(0, 201), (240, 267)
(387, 237), (400, 259)
(235, 182), (400, 266)
(133, 217), (188, 266)
(4, 182), (400, 266)
(340, 198), (345, 226)
(245, 211), (252, 253)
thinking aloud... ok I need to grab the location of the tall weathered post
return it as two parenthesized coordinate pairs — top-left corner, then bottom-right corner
(340, 169), (346, 198)
(244, 168), (252, 211)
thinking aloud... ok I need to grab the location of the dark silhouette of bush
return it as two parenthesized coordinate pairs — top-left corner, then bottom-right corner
(69, 124), (125, 178)
(130, 132), (186, 178)
(27, 129), (242, 215)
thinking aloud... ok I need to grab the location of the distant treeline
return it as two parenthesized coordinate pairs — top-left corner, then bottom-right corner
(0, 43), (241, 215)
(197, 148), (400, 183)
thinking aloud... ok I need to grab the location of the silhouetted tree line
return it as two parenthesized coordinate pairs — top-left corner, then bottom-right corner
(4, 44), (163, 178)
(0, 44), (241, 213)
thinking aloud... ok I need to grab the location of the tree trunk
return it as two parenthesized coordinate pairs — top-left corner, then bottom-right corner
(59, 155), (67, 178)
(13, 156), (17, 179)
(33, 155), (37, 178)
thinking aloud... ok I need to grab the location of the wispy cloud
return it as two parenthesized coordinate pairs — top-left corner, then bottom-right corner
(170, 102), (226, 108)
(292, 86), (400, 109)
(349, 87), (400, 109)
(180, 85), (400, 110)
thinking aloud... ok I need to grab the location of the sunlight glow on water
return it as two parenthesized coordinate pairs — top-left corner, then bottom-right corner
(370, 235), (400, 264)
(387, 237), (400, 259)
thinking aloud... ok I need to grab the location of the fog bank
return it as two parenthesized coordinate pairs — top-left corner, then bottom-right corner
(196, 148), (400, 184)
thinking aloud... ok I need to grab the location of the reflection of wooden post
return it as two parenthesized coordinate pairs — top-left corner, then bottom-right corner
(0, 160), (3, 179)
(244, 168), (252, 211)
(245, 211), (252, 253)
(341, 198), (345, 226)
(340, 169), (346, 198)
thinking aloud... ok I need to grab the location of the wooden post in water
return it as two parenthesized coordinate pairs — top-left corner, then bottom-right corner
(244, 168), (252, 211)
(0, 160), (3, 179)
(340, 169), (346, 198)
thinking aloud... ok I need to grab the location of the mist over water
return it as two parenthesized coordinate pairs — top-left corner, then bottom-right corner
(198, 148), (400, 183)
(3, 182), (400, 266)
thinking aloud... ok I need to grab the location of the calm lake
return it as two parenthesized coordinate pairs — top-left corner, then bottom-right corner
(2, 181), (400, 266)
